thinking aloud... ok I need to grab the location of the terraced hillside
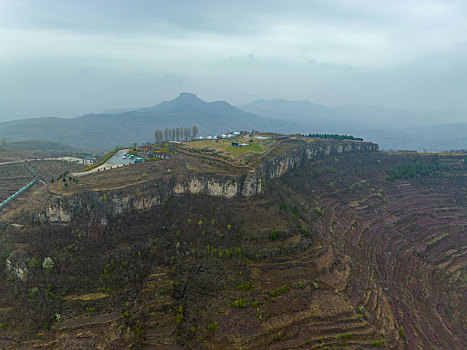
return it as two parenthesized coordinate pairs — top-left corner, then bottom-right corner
(272, 152), (467, 349)
(0, 148), (465, 349)
(0, 163), (32, 201)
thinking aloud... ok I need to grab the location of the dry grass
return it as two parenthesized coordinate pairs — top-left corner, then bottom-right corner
(64, 293), (109, 301)
(184, 138), (273, 160)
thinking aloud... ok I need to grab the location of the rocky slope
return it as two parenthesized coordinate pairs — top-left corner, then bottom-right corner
(0, 141), (465, 350)
(34, 140), (377, 224)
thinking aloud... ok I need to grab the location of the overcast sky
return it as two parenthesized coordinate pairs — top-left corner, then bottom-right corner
(1, 0), (467, 121)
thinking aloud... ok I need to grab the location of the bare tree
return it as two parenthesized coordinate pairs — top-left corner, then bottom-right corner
(192, 125), (199, 139)
(154, 130), (163, 143)
(164, 128), (169, 142)
(184, 127), (191, 140)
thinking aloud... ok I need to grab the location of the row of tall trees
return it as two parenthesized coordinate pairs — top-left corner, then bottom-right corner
(306, 133), (363, 141)
(154, 126), (199, 143)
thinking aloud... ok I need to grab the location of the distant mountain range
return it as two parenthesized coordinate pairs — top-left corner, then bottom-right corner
(0, 93), (298, 149)
(239, 99), (467, 151)
(0, 92), (466, 151)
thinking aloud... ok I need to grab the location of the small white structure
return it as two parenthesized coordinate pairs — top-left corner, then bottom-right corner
(207, 136), (213, 140)
(198, 136), (204, 140)
(227, 134), (234, 138)
(213, 136), (218, 140)
(221, 134), (227, 139)
(233, 131), (241, 136)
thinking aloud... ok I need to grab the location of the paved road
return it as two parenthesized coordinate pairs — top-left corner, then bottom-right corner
(106, 150), (138, 166)
(0, 157), (92, 167)
(0, 151), (139, 178)
(72, 149), (142, 177)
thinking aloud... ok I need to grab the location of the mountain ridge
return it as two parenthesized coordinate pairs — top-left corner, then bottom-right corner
(2, 93), (467, 151)
(0, 93), (298, 149)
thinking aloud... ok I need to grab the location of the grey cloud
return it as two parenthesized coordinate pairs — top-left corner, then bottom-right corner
(1, 0), (467, 121)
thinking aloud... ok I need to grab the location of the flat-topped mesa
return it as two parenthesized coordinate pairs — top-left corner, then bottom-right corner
(257, 139), (378, 180)
(175, 139), (378, 197)
(36, 140), (378, 223)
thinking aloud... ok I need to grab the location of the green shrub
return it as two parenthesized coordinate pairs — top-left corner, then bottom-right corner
(370, 340), (385, 347)
(315, 207), (324, 216)
(386, 163), (447, 181)
(270, 230), (281, 241)
(176, 306), (184, 324)
(230, 299), (247, 308)
(45, 284), (54, 299)
(272, 332), (283, 342)
(28, 258), (39, 269)
(398, 326), (405, 338)
(269, 285), (289, 297)
(238, 282), (255, 291)
(208, 322), (218, 331)
(28, 287), (39, 297)
(42, 257), (54, 271)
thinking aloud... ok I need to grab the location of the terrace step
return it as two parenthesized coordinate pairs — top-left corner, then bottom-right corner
(134, 266), (178, 348)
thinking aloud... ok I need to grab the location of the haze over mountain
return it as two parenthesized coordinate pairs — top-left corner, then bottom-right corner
(2, 92), (467, 151)
(0, 93), (298, 149)
(239, 99), (467, 151)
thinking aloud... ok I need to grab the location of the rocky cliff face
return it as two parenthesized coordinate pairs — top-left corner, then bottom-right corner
(36, 140), (378, 223)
